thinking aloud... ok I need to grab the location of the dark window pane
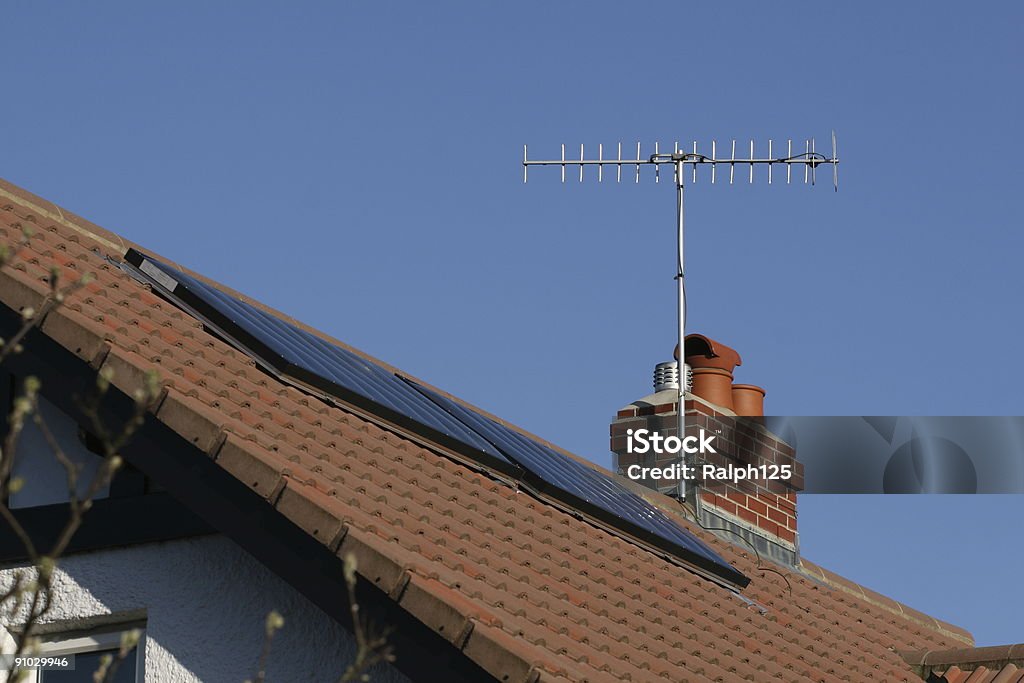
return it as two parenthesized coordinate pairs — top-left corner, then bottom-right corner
(40, 648), (137, 683)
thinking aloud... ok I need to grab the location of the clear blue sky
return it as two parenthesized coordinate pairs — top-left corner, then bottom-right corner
(3, 3), (1021, 646)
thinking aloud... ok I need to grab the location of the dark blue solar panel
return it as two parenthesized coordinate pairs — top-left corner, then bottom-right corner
(406, 381), (744, 582)
(129, 252), (509, 465)
(127, 249), (743, 584)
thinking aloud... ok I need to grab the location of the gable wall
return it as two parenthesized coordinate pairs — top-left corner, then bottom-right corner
(0, 536), (410, 683)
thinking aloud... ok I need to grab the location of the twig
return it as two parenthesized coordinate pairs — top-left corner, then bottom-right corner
(247, 611), (285, 683)
(337, 554), (395, 683)
(92, 629), (141, 683)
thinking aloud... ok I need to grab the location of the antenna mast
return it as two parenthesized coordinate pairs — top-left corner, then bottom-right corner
(523, 134), (839, 503)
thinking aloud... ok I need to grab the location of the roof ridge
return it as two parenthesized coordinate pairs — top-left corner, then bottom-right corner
(904, 644), (1024, 669)
(902, 644), (1024, 681)
(795, 558), (974, 646)
(0, 178), (127, 255)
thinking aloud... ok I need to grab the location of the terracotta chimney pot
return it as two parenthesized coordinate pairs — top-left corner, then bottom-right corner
(732, 384), (766, 417)
(675, 334), (742, 373)
(691, 367), (735, 410)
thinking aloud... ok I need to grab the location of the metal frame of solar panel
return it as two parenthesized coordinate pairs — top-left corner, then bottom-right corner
(124, 249), (747, 588)
(405, 380), (748, 587)
(123, 249), (519, 478)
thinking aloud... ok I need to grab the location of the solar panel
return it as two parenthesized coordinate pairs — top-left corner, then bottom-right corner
(405, 380), (747, 586)
(125, 249), (745, 586)
(124, 250), (515, 473)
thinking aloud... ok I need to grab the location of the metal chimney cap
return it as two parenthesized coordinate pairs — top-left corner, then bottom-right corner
(653, 360), (693, 393)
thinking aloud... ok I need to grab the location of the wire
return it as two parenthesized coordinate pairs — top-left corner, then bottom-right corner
(675, 497), (795, 600)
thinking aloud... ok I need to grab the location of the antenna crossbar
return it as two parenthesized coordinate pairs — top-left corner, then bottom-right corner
(524, 134), (839, 190)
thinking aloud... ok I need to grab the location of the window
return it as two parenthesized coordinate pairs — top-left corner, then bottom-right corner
(8, 391), (112, 509)
(1, 373), (150, 510)
(25, 627), (144, 683)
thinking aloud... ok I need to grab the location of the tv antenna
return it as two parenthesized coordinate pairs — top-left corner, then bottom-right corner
(523, 134), (839, 501)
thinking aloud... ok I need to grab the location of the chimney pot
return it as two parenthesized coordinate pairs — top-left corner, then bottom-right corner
(676, 334), (743, 373)
(691, 367), (735, 410)
(732, 384), (766, 417)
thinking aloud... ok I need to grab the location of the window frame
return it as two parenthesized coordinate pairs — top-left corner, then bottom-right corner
(21, 626), (146, 683)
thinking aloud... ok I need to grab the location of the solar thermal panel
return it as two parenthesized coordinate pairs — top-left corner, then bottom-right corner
(125, 249), (746, 586)
(125, 250), (514, 472)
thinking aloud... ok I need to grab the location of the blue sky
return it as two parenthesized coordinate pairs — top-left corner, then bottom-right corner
(3, 3), (1021, 646)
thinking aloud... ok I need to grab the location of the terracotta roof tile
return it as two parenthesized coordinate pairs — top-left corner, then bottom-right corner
(0, 180), (979, 681)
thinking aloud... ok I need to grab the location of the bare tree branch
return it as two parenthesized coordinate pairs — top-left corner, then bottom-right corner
(337, 554), (395, 683)
(0, 231), (158, 679)
(92, 629), (141, 683)
(245, 611), (285, 683)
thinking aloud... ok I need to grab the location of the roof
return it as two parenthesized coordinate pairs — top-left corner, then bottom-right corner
(903, 645), (1024, 682)
(0, 177), (978, 681)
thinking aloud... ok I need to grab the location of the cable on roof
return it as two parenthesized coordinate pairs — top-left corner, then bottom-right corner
(674, 498), (794, 601)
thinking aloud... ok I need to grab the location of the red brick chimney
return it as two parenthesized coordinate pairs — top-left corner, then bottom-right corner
(611, 334), (803, 566)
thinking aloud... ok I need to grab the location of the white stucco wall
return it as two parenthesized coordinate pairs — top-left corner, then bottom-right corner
(0, 536), (410, 683)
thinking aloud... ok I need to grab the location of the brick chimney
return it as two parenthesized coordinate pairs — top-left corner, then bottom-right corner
(611, 334), (803, 567)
